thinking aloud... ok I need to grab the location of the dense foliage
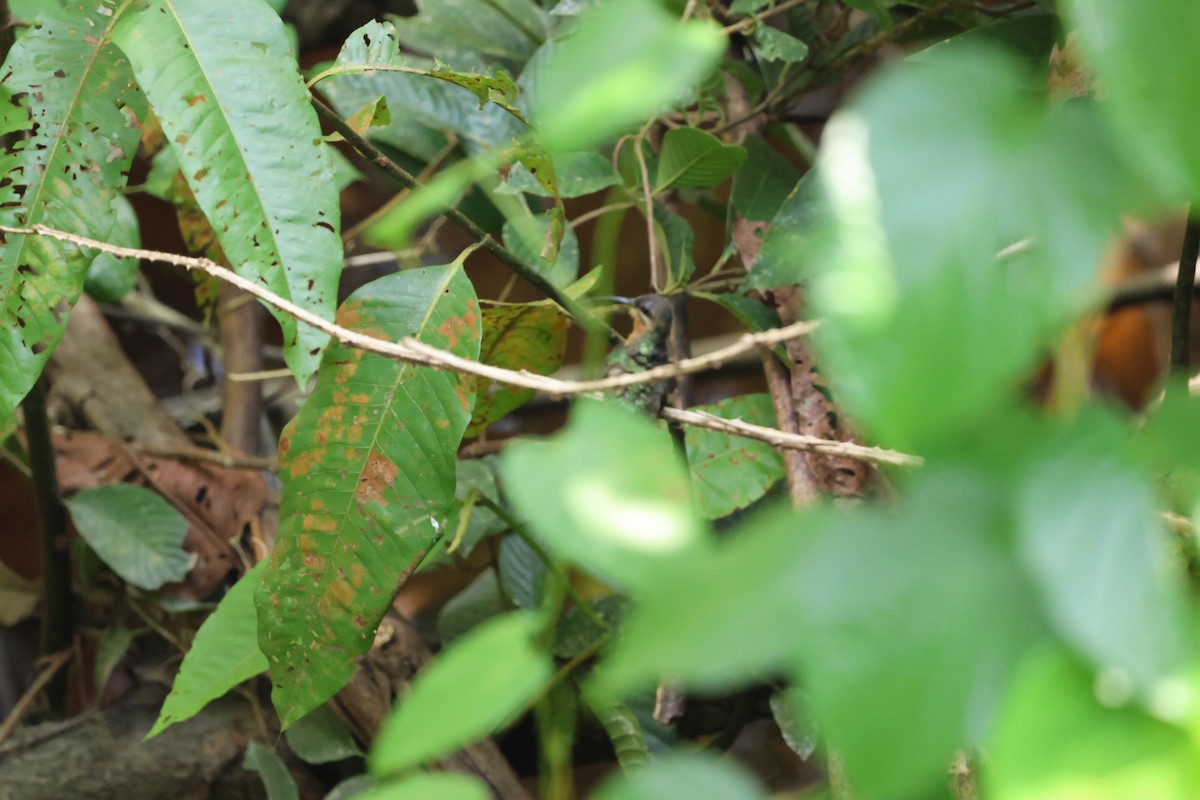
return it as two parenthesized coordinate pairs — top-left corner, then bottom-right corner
(5, 0), (1200, 797)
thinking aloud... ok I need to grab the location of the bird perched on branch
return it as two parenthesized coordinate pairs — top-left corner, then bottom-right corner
(604, 294), (676, 414)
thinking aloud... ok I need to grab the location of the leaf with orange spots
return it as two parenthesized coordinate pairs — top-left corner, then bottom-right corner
(257, 261), (481, 726)
(685, 394), (785, 520)
(465, 301), (570, 437)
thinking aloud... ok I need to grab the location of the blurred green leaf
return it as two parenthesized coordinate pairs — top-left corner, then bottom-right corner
(685, 394), (785, 520)
(498, 533), (547, 610)
(655, 127), (747, 190)
(149, 564), (267, 738)
(591, 509), (818, 698)
(369, 612), (552, 775)
(84, 194), (141, 304)
(770, 686), (819, 760)
(532, 0), (726, 151)
(753, 26), (809, 63)
(911, 12), (1058, 66)
(590, 752), (767, 800)
(352, 772), (489, 800)
(244, 742), (299, 800)
(731, 136), (799, 222)
(65, 485), (190, 591)
(1016, 414), (1193, 695)
(499, 400), (709, 592)
(286, 705), (363, 764)
(437, 570), (508, 644)
(791, 470), (1042, 799)
(793, 47), (1150, 449)
(257, 261), (481, 727)
(554, 595), (626, 659)
(988, 649), (1200, 800)
(1072, 0), (1200, 202)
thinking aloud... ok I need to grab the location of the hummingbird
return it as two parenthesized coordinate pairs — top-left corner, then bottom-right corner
(603, 294), (676, 415)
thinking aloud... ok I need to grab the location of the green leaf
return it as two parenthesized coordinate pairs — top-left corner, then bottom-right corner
(286, 705), (363, 764)
(244, 741), (299, 800)
(1071, 0), (1200, 201)
(369, 612), (552, 775)
(532, 0), (726, 151)
(391, 0), (546, 71)
(770, 686), (819, 760)
(653, 203), (696, 289)
(753, 26), (809, 63)
(437, 569), (508, 644)
(65, 484), (190, 591)
(148, 563), (268, 738)
(501, 151), (620, 198)
(501, 210), (580, 289)
(794, 47), (1150, 449)
(554, 595), (625, 658)
(655, 128), (747, 190)
(589, 699), (650, 770)
(112, 0), (343, 385)
(988, 649), (1200, 800)
(320, 21), (523, 159)
(729, 0), (769, 13)
(693, 291), (782, 334)
(590, 752), (767, 800)
(498, 533), (546, 610)
(352, 773), (489, 800)
(0, 0), (146, 418)
(731, 136), (799, 222)
(467, 300), (570, 437)
(685, 394), (785, 520)
(95, 625), (139, 694)
(84, 194), (141, 304)
(257, 261), (482, 727)
(1015, 415), (1192, 695)
(499, 400), (708, 592)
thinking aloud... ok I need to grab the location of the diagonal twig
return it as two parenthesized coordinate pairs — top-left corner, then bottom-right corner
(3, 223), (921, 467)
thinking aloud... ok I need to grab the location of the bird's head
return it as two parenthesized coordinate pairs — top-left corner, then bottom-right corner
(609, 294), (674, 344)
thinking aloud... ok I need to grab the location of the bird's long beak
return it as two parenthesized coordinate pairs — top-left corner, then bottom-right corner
(593, 295), (635, 306)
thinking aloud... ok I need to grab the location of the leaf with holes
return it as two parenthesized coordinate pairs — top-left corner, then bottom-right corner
(319, 20), (524, 160)
(112, 0), (342, 385)
(0, 0), (146, 419)
(256, 260), (481, 727)
(655, 128), (747, 191)
(465, 300), (570, 437)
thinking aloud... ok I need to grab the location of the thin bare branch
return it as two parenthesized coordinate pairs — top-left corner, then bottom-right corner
(3, 224), (819, 397)
(5, 223), (922, 468)
(661, 407), (922, 467)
